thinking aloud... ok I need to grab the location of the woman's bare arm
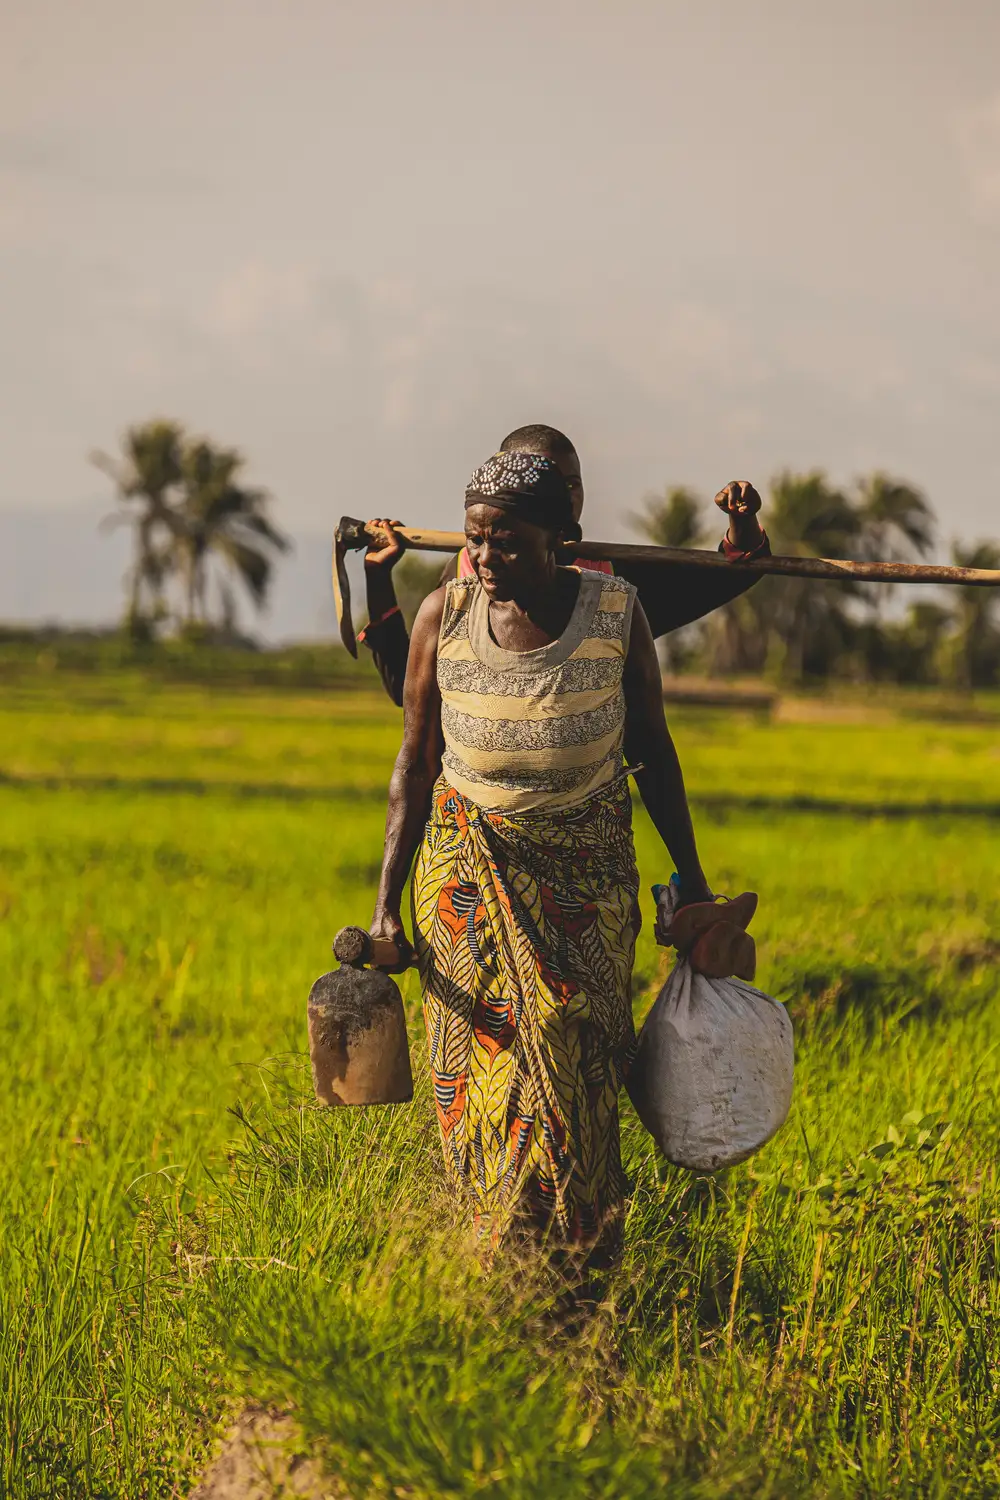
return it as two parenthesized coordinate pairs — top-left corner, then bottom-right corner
(369, 586), (447, 956)
(361, 529), (460, 706)
(622, 598), (713, 907)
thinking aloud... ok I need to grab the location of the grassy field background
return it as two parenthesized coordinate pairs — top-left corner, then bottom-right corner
(2, 670), (999, 1497)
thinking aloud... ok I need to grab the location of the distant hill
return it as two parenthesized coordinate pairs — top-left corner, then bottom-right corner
(0, 503), (344, 644)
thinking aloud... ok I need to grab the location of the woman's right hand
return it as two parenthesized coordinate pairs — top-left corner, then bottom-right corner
(370, 905), (414, 973)
(364, 518), (405, 573)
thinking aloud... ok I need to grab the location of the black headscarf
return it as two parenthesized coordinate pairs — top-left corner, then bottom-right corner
(464, 451), (582, 543)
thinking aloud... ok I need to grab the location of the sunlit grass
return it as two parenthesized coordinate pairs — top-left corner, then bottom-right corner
(1, 673), (998, 1495)
(3, 674), (1000, 808)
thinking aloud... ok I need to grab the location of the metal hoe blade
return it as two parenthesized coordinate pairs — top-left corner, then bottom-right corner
(332, 527), (357, 657)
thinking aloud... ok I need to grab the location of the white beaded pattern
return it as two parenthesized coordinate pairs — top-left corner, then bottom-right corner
(466, 451), (557, 497)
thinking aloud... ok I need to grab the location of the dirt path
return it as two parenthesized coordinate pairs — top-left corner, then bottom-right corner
(189, 1408), (345, 1499)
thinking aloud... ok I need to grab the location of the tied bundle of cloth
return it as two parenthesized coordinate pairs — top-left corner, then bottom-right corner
(626, 877), (794, 1172)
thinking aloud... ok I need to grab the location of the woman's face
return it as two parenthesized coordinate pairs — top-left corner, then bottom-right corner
(464, 504), (555, 601)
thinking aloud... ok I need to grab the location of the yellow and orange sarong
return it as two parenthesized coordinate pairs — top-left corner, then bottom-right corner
(412, 776), (640, 1254)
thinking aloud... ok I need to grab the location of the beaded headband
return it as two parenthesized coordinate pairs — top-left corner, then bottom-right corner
(464, 451), (580, 539)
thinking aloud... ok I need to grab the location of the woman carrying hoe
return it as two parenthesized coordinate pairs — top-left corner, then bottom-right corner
(370, 450), (722, 1267)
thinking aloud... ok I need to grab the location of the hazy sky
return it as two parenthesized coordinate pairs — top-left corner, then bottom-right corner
(3, 0), (1000, 562)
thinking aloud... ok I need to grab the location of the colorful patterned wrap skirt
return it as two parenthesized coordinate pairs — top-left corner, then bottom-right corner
(412, 775), (641, 1253)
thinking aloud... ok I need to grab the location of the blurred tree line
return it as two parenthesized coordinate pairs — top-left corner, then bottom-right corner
(94, 419), (289, 643)
(633, 473), (1000, 688)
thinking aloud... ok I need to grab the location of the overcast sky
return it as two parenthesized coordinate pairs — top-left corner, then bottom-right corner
(3, 0), (1000, 597)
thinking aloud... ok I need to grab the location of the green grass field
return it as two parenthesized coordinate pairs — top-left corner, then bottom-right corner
(2, 672), (999, 1497)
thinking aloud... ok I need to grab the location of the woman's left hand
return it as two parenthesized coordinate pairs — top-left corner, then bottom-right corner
(714, 480), (764, 552)
(654, 875), (715, 945)
(674, 874), (715, 910)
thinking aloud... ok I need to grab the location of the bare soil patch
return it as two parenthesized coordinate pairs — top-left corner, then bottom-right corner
(189, 1408), (344, 1500)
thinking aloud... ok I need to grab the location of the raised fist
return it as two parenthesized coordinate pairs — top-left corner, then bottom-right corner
(714, 481), (762, 517)
(714, 481), (764, 552)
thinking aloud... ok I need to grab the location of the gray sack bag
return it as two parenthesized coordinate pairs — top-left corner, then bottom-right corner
(627, 883), (794, 1172)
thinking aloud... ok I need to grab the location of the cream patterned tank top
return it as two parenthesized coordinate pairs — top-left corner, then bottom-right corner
(437, 570), (636, 814)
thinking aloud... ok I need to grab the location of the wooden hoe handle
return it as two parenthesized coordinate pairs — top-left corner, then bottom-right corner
(333, 925), (404, 969)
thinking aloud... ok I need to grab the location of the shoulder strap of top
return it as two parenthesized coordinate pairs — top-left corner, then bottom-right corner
(595, 574), (637, 652)
(440, 577), (477, 643)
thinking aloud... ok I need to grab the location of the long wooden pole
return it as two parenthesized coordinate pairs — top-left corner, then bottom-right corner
(364, 522), (1000, 588)
(333, 515), (1000, 656)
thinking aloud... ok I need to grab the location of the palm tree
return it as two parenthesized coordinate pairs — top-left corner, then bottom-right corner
(854, 473), (934, 561)
(630, 486), (709, 549)
(92, 420), (185, 634)
(753, 470), (862, 681)
(853, 474), (935, 648)
(887, 600), (953, 684)
(767, 470), (860, 558)
(174, 439), (290, 632)
(629, 487), (709, 673)
(946, 540), (1000, 689)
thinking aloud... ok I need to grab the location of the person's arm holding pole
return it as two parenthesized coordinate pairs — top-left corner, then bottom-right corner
(357, 519), (410, 706)
(369, 586), (446, 963)
(359, 521), (461, 706)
